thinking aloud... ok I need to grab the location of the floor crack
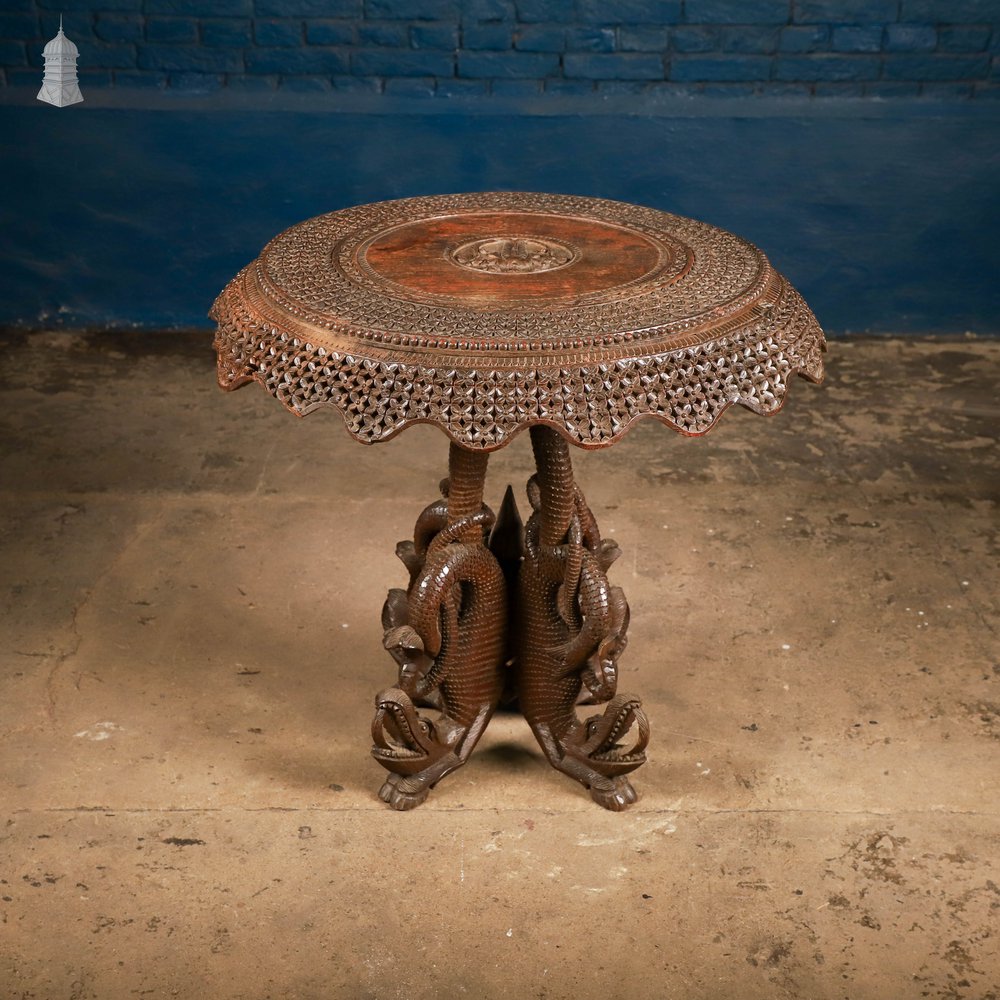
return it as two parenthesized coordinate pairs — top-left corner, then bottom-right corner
(43, 510), (164, 725)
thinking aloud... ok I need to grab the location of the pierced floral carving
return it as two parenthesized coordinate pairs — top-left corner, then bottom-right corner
(211, 192), (825, 450)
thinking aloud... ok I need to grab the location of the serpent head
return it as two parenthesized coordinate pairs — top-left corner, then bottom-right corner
(580, 587), (630, 701)
(563, 693), (649, 777)
(383, 624), (434, 695)
(371, 688), (462, 776)
(581, 636), (623, 702)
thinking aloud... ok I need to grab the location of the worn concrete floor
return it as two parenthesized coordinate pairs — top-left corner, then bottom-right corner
(0, 331), (997, 999)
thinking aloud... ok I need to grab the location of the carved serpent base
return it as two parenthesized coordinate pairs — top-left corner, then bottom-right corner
(371, 427), (649, 811)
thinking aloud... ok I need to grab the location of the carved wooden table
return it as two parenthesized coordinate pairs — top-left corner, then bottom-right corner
(212, 192), (825, 811)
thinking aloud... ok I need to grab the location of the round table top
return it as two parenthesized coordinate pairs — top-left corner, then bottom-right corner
(211, 191), (825, 450)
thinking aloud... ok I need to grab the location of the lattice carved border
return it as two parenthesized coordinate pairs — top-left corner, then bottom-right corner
(212, 271), (825, 451)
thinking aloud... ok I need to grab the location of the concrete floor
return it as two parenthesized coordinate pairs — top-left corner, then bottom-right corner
(0, 330), (997, 999)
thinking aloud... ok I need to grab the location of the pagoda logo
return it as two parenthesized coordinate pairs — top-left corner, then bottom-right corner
(38, 17), (84, 108)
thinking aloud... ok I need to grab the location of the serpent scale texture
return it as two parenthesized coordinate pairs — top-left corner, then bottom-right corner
(517, 427), (647, 810)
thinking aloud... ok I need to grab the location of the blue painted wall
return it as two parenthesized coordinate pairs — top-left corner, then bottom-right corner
(3, 2), (1000, 334)
(5, 0), (1000, 98)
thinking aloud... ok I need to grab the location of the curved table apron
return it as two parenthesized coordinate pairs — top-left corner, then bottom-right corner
(212, 192), (826, 812)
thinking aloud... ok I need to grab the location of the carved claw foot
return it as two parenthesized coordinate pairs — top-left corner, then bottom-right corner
(589, 776), (638, 812)
(377, 773), (431, 811)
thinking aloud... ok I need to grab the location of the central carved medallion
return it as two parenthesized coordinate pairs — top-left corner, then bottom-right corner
(449, 236), (578, 275)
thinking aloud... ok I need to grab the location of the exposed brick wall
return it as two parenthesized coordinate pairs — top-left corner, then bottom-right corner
(3, 1), (998, 98)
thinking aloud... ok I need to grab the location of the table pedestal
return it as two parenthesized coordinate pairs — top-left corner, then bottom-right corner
(371, 426), (649, 811)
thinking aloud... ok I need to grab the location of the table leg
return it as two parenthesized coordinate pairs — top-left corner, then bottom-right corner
(516, 426), (649, 811)
(371, 442), (507, 810)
